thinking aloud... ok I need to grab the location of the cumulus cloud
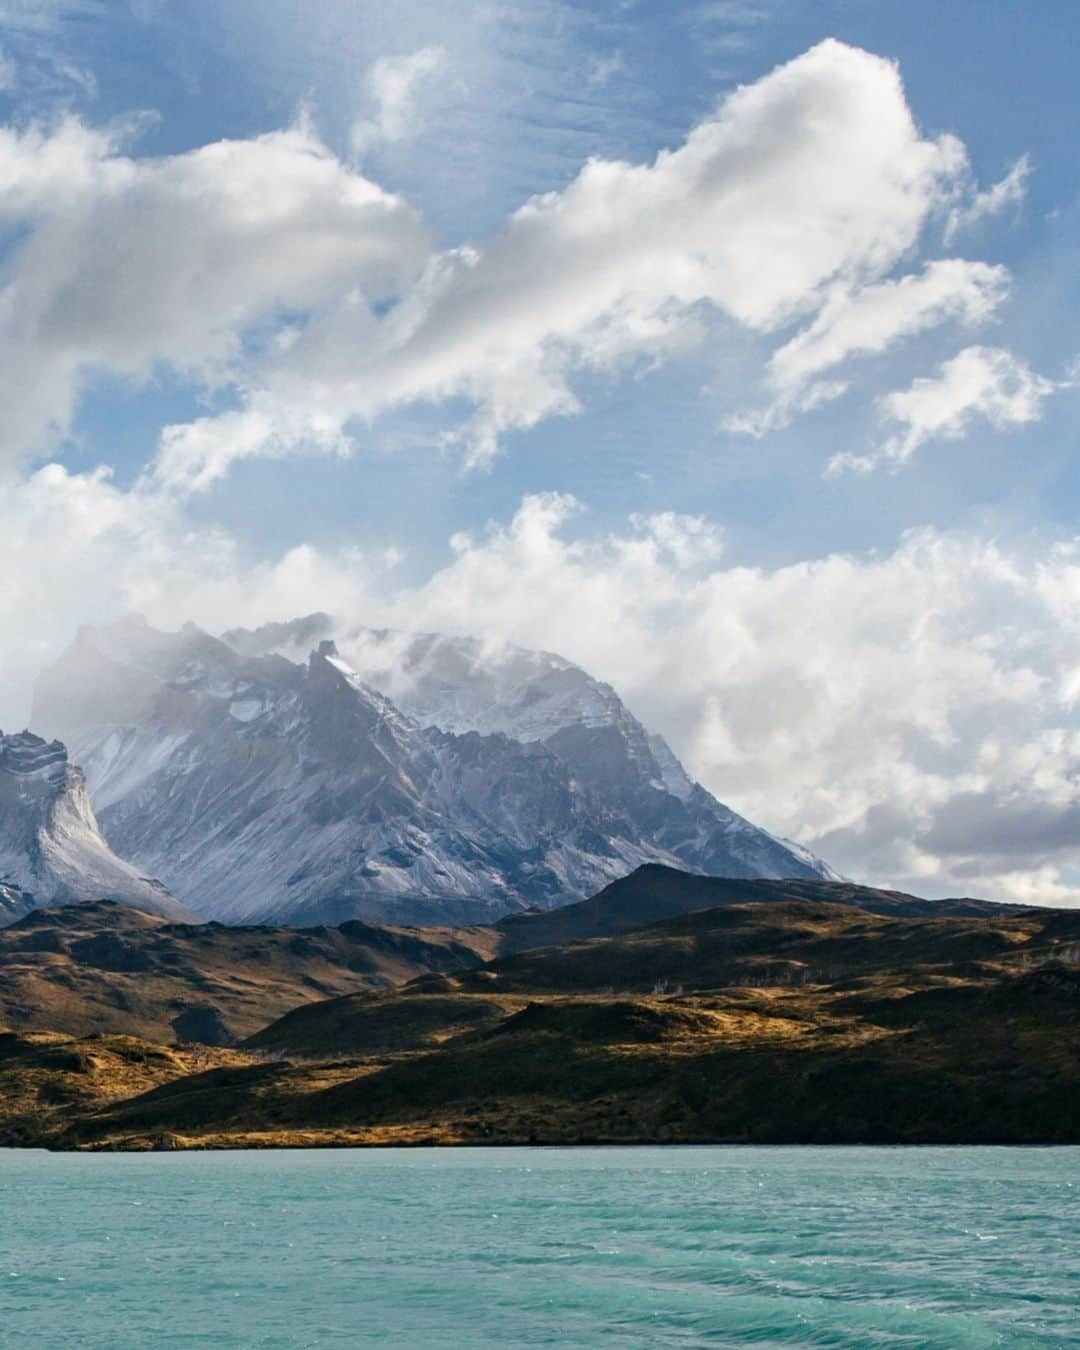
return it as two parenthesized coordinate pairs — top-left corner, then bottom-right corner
(0, 38), (997, 487)
(0, 113), (430, 467)
(350, 46), (448, 156)
(827, 345), (1058, 475)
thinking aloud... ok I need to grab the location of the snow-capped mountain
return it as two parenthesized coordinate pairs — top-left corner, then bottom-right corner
(227, 616), (838, 884)
(32, 616), (835, 926)
(226, 614), (673, 744)
(0, 729), (195, 923)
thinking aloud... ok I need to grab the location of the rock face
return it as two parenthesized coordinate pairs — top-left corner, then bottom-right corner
(0, 883), (35, 926)
(0, 730), (194, 922)
(32, 616), (836, 926)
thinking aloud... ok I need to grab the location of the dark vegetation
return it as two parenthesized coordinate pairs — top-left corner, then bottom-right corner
(1, 866), (1077, 1149)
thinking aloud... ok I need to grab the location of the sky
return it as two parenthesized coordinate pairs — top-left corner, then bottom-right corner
(1, 0), (1079, 903)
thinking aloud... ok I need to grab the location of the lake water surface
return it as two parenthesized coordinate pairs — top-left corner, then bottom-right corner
(2, 1146), (1077, 1347)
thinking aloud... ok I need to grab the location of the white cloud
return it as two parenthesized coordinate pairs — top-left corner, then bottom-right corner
(827, 345), (1058, 475)
(0, 113), (430, 468)
(0, 38), (989, 488)
(3, 471), (1078, 904)
(350, 46), (448, 157)
(727, 259), (1009, 435)
(143, 38), (978, 481)
(148, 407), (351, 497)
(945, 154), (1031, 244)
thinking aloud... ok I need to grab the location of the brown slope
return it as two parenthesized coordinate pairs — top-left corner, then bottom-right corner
(243, 990), (519, 1059)
(6, 895), (1080, 1149)
(463, 897), (1067, 995)
(0, 1030), (245, 1148)
(243, 895), (1075, 1060)
(484, 863), (1033, 956)
(50, 960), (1080, 1150)
(0, 901), (487, 1044)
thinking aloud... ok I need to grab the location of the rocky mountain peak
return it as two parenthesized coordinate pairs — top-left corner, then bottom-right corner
(0, 728), (196, 923)
(28, 617), (836, 926)
(0, 730), (68, 784)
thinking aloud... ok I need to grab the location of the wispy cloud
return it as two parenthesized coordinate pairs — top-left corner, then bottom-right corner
(728, 260), (1010, 437)
(0, 0), (100, 102)
(350, 45), (448, 157)
(945, 154), (1031, 243)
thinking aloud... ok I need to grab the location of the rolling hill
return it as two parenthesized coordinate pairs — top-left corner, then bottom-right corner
(1, 872), (1076, 1149)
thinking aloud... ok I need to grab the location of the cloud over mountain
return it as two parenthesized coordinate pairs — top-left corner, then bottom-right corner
(0, 30), (1077, 909)
(3, 475), (1079, 905)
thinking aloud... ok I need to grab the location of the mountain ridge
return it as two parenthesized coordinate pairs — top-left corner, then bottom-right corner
(487, 862), (1038, 955)
(32, 617), (836, 925)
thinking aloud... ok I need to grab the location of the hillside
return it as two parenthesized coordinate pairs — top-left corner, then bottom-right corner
(245, 895), (1072, 1058)
(0, 867), (1026, 1046)
(2, 884), (1076, 1149)
(485, 863), (1032, 956)
(0, 902), (488, 1044)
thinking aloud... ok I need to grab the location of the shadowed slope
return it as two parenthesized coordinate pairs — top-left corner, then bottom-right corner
(485, 863), (1033, 956)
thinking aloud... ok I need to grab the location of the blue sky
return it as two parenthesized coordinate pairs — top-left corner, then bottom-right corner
(5, 0), (1078, 567)
(1, 0), (1079, 902)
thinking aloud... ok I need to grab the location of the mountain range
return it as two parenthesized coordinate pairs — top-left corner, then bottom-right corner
(27, 615), (835, 926)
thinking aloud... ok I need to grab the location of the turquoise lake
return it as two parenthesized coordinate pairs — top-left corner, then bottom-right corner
(2, 1146), (1077, 1347)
